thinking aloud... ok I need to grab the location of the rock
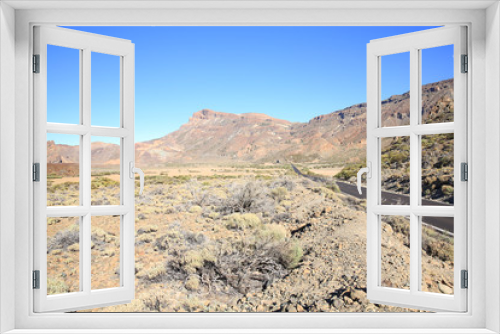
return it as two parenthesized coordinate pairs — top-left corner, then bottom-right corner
(297, 304), (304, 312)
(333, 298), (343, 309)
(350, 289), (366, 301)
(438, 282), (453, 294)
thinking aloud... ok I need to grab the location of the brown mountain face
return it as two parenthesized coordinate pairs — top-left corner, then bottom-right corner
(47, 141), (120, 165)
(47, 79), (454, 165)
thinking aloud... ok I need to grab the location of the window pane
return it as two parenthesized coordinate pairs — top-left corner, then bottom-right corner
(47, 216), (80, 295)
(421, 45), (454, 124)
(47, 133), (80, 206)
(421, 134), (454, 205)
(91, 137), (121, 206)
(91, 215), (121, 290)
(381, 136), (410, 205)
(91, 52), (121, 127)
(381, 52), (410, 127)
(47, 45), (80, 124)
(421, 217), (454, 295)
(380, 215), (410, 290)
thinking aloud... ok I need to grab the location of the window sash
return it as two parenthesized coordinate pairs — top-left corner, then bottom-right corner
(366, 26), (467, 312)
(33, 25), (136, 313)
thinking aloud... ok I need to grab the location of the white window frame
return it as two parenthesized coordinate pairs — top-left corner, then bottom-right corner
(366, 26), (468, 312)
(1, 2), (498, 333)
(33, 26), (136, 312)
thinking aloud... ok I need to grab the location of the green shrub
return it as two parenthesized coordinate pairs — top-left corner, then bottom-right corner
(47, 278), (70, 295)
(225, 213), (261, 230)
(279, 240), (303, 269)
(442, 185), (454, 195)
(336, 163), (365, 180)
(271, 187), (288, 201)
(257, 224), (287, 242)
(91, 177), (119, 189)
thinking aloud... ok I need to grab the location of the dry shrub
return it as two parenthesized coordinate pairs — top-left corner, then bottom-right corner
(47, 224), (79, 252)
(219, 181), (270, 214)
(164, 226), (303, 295)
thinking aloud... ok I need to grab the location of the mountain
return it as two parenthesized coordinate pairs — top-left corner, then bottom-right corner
(47, 78), (454, 165)
(47, 141), (120, 165)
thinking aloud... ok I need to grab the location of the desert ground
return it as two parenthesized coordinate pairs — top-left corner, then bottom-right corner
(45, 163), (454, 313)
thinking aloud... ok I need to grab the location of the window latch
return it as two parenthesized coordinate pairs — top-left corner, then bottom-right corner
(129, 162), (145, 195)
(357, 161), (371, 195)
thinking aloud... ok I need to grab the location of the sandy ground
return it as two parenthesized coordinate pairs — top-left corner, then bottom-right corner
(309, 167), (343, 177)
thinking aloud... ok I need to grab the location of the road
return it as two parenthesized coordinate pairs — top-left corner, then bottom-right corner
(290, 164), (454, 233)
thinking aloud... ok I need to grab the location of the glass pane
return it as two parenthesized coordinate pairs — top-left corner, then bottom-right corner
(381, 52), (410, 127)
(421, 45), (454, 124)
(91, 215), (121, 290)
(381, 136), (410, 205)
(47, 216), (80, 295)
(421, 134), (454, 205)
(47, 133), (80, 206)
(91, 137), (121, 206)
(47, 45), (80, 124)
(91, 52), (121, 127)
(381, 215), (410, 290)
(421, 217), (454, 295)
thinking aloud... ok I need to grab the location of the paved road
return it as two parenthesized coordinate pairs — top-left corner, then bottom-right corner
(291, 164), (454, 233)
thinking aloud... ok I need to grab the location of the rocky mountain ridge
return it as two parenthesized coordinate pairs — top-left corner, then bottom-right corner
(47, 79), (454, 165)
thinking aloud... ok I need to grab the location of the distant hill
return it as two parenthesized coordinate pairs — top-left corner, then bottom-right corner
(47, 78), (454, 166)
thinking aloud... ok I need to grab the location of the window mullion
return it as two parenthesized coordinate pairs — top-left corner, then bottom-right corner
(81, 47), (92, 294)
(409, 47), (421, 294)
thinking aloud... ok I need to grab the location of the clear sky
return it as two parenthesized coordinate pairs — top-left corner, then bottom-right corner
(48, 26), (453, 144)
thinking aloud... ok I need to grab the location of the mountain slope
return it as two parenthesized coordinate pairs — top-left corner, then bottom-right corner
(47, 78), (454, 165)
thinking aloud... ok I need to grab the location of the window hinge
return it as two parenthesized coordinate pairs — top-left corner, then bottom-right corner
(461, 270), (468, 289)
(461, 162), (468, 181)
(461, 54), (468, 73)
(33, 270), (40, 289)
(33, 54), (40, 73)
(33, 163), (40, 182)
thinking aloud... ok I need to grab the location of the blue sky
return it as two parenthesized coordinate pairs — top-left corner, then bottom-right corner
(48, 26), (453, 144)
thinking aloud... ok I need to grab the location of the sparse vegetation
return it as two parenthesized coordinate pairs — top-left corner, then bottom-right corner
(48, 81), (456, 313)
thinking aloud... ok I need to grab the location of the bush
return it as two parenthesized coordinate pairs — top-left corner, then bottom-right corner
(91, 177), (119, 189)
(47, 277), (70, 295)
(140, 264), (167, 283)
(219, 181), (268, 214)
(271, 187), (288, 201)
(326, 181), (341, 193)
(225, 213), (261, 230)
(279, 240), (304, 269)
(185, 276), (200, 291)
(336, 163), (365, 181)
(47, 225), (79, 252)
(442, 185), (454, 195)
(256, 224), (287, 242)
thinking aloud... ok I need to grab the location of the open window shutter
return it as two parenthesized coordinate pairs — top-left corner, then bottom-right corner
(366, 26), (467, 312)
(33, 26), (135, 312)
